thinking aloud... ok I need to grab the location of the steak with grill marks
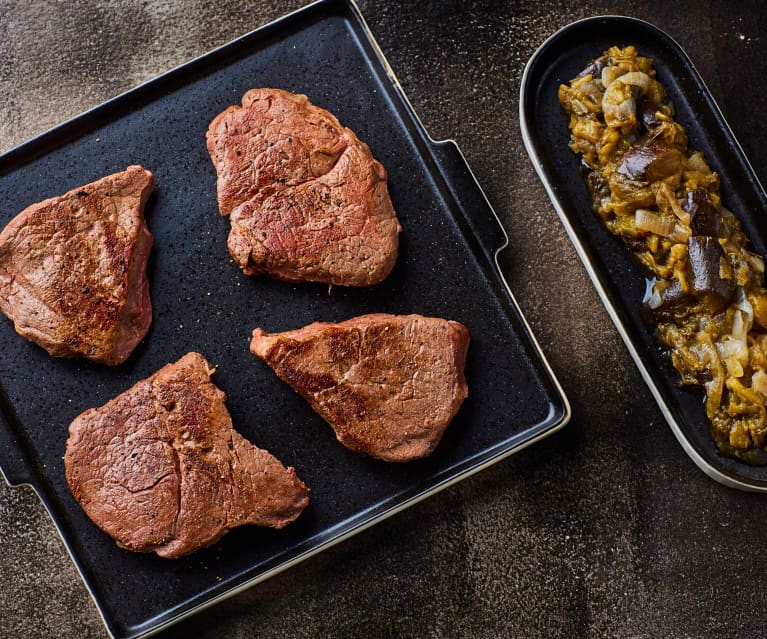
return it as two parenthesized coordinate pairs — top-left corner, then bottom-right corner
(206, 88), (401, 286)
(251, 314), (470, 462)
(0, 165), (154, 365)
(64, 352), (309, 558)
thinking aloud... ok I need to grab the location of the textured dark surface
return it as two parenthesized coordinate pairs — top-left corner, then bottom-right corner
(1, 1), (766, 638)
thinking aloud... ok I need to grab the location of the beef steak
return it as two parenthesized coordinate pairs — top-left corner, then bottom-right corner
(64, 352), (309, 558)
(0, 165), (154, 365)
(251, 314), (470, 462)
(206, 88), (401, 286)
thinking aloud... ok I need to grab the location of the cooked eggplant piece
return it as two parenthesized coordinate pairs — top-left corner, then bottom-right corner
(577, 57), (607, 79)
(684, 188), (721, 237)
(638, 95), (662, 128)
(617, 135), (685, 183)
(686, 236), (734, 311)
(643, 277), (694, 323)
(584, 165), (611, 210)
(608, 172), (657, 215)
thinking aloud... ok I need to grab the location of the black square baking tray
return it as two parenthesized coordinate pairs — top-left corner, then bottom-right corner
(520, 15), (767, 491)
(0, 1), (569, 637)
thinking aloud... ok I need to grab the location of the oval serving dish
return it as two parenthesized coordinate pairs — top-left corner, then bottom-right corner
(520, 15), (767, 491)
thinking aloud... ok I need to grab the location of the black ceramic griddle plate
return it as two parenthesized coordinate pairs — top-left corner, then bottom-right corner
(0, 1), (568, 637)
(520, 16), (767, 490)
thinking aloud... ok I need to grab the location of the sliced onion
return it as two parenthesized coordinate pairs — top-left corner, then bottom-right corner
(686, 152), (709, 173)
(732, 310), (746, 341)
(635, 209), (675, 236)
(601, 65), (623, 88)
(670, 223), (691, 244)
(603, 97), (636, 127)
(718, 336), (747, 361)
(717, 309), (749, 378)
(744, 250), (765, 275)
(658, 183), (689, 225)
(717, 338), (748, 378)
(735, 287), (754, 328)
(697, 337), (725, 415)
(752, 370), (767, 400)
(643, 277), (662, 309)
(726, 357), (745, 378)
(616, 71), (650, 93)
(577, 79), (602, 99)
(602, 72), (649, 127)
(569, 99), (588, 115)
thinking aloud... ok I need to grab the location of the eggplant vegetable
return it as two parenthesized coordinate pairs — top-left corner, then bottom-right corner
(560, 45), (767, 460)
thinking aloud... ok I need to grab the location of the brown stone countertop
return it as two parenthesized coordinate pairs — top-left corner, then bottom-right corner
(1, 1), (765, 637)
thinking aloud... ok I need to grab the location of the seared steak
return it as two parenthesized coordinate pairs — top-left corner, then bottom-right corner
(206, 88), (401, 286)
(251, 314), (469, 462)
(64, 352), (309, 558)
(0, 166), (154, 365)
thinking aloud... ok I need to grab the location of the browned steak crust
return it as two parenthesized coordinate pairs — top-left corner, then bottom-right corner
(206, 88), (401, 286)
(64, 352), (309, 559)
(251, 314), (470, 462)
(0, 165), (154, 365)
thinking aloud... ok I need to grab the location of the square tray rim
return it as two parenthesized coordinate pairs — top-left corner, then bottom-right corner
(1, 1), (571, 637)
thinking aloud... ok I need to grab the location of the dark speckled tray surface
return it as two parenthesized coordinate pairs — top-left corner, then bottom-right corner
(521, 16), (767, 491)
(0, 1), (568, 637)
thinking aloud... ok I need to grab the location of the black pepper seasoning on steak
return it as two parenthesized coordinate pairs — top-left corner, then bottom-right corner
(0, 166), (154, 365)
(64, 352), (309, 558)
(206, 88), (401, 286)
(251, 314), (470, 462)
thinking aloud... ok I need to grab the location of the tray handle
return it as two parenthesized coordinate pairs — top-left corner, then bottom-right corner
(428, 139), (508, 264)
(0, 402), (35, 487)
